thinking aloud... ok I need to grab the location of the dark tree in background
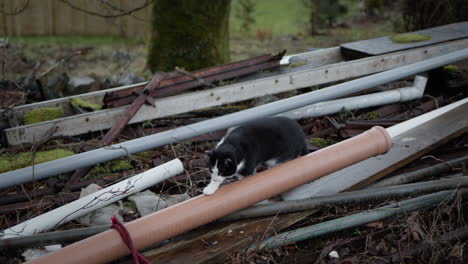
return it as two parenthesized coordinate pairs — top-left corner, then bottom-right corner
(147, 0), (231, 72)
(235, 0), (256, 34)
(401, 0), (468, 31)
(303, 0), (347, 35)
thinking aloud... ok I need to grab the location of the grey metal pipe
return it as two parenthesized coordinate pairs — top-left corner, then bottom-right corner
(366, 155), (468, 188)
(2, 48), (468, 189)
(279, 75), (427, 120)
(0, 225), (110, 249)
(220, 175), (468, 222)
(248, 189), (468, 251)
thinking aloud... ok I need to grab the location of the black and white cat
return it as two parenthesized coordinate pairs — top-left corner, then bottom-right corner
(203, 116), (308, 195)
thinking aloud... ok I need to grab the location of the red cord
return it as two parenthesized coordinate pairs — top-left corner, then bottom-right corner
(111, 216), (152, 264)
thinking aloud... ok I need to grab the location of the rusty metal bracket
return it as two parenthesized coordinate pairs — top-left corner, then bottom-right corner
(103, 50), (286, 108)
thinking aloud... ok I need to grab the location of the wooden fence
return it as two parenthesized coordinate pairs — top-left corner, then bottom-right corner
(0, 0), (152, 38)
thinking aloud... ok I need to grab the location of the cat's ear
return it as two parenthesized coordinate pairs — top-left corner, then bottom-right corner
(205, 150), (213, 157)
(224, 158), (232, 166)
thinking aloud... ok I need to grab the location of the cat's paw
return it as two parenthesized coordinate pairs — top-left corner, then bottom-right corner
(203, 186), (216, 195)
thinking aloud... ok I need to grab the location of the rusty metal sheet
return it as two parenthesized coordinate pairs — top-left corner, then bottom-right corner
(104, 51), (285, 107)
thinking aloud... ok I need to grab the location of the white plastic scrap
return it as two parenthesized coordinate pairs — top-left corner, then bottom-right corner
(77, 184), (124, 226)
(329, 250), (340, 259)
(22, 244), (62, 261)
(128, 190), (190, 216)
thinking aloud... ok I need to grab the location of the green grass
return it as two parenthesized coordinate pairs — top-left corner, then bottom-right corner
(230, 0), (309, 37)
(230, 0), (364, 37)
(8, 35), (135, 48)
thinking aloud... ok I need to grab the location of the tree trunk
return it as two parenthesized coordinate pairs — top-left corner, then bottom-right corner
(147, 0), (231, 72)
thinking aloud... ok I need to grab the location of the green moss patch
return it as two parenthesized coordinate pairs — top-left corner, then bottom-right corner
(88, 159), (133, 179)
(0, 149), (74, 173)
(130, 151), (154, 163)
(24, 107), (64, 125)
(287, 62), (307, 68)
(368, 111), (381, 120)
(309, 137), (335, 148)
(443, 65), (460, 72)
(390, 33), (431, 43)
(70, 98), (102, 111)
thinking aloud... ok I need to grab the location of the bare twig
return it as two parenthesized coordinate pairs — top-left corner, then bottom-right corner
(37, 50), (83, 79)
(0, 0), (29, 16)
(175, 66), (216, 88)
(58, 0), (152, 18)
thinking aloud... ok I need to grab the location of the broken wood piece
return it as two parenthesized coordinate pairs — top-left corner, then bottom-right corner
(65, 73), (166, 185)
(26, 126), (391, 264)
(131, 211), (313, 264)
(283, 97), (468, 200)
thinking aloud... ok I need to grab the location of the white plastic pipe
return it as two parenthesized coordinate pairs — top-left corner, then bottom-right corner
(0, 159), (183, 239)
(280, 75), (427, 120)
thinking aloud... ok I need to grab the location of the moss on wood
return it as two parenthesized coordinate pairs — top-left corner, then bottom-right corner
(147, 0), (231, 72)
(88, 159), (133, 179)
(287, 62), (307, 68)
(443, 65), (460, 72)
(0, 149), (74, 173)
(70, 98), (102, 111)
(24, 107), (64, 125)
(309, 137), (335, 148)
(368, 111), (381, 120)
(390, 33), (431, 43)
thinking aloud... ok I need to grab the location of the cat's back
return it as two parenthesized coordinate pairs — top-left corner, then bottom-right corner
(226, 116), (305, 147)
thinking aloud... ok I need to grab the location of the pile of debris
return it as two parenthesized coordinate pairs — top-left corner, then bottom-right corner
(1, 23), (468, 264)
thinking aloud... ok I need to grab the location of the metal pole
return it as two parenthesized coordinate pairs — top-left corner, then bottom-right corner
(280, 75), (427, 120)
(366, 155), (468, 188)
(220, 175), (468, 222)
(248, 189), (468, 251)
(2, 48), (468, 189)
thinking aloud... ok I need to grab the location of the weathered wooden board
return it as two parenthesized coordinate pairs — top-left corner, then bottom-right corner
(5, 82), (146, 127)
(341, 22), (468, 59)
(282, 98), (468, 200)
(5, 38), (468, 145)
(116, 211), (313, 264)
(5, 48), (341, 123)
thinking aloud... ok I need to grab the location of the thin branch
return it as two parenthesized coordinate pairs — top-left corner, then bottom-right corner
(175, 67), (216, 88)
(0, 0), (29, 16)
(58, 0), (152, 18)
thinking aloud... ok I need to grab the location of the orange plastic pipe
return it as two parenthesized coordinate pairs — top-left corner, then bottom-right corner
(28, 126), (392, 264)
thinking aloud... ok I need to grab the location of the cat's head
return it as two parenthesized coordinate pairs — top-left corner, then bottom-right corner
(206, 148), (237, 177)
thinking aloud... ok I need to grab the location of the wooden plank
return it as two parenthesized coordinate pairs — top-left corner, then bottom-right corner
(7, 38), (466, 119)
(7, 82), (146, 126)
(341, 22), (468, 59)
(9, 47), (340, 120)
(5, 38), (468, 145)
(118, 211), (313, 264)
(282, 98), (468, 200)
